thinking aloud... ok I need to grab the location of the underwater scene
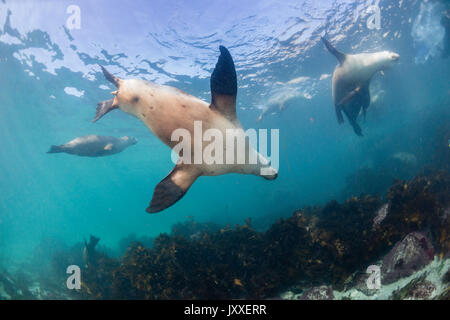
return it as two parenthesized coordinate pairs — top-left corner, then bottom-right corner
(0, 0), (449, 301)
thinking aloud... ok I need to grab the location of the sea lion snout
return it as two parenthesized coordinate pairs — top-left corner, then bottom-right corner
(391, 52), (400, 61)
(261, 167), (278, 180)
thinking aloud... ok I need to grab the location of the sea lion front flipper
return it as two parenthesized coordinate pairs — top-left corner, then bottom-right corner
(147, 164), (200, 214)
(321, 37), (347, 65)
(210, 46), (238, 124)
(337, 86), (361, 107)
(93, 99), (118, 123)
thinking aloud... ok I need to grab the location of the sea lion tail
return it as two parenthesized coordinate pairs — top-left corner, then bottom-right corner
(47, 145), (63, 153)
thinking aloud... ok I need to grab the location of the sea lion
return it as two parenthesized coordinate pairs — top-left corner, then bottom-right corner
(94, 46), (278, 213)
(256, 90), (304, 122)
(321, 37), (399, 136)
(47, 135), (137, 157)
(83, 235), (100, 268)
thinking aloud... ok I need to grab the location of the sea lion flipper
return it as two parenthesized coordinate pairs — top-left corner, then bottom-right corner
(342, 108), (363, 137)
(335, 105), (344, 124)
(147, 164), (200, 214)
(360, 84), (370, 122)
(210, 46), (238, 123)
(100, 66), (120, 88)
(337, 86), (361, 106)
(93, 99), (118, 123)
(321, 37), (346, 65)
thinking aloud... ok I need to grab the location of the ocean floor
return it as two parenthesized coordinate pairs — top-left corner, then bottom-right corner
(1, 170), (449, 300)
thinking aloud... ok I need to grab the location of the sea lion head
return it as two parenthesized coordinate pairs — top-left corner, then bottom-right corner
(376, 51), (400, 69)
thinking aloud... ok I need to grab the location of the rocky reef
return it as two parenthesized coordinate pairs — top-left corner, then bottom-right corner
(73, 170), (449, 300)
(1, 170), (448, 300)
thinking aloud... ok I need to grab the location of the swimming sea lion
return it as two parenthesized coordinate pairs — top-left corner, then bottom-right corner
(321, 37), (400, 136)
(94, 46), (278, 213)
(256, 90), (304, 122)
(47, 135), (137, 157)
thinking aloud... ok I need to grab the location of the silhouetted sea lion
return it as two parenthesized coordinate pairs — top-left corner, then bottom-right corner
(47, 135), (137, 157)
(321, 37), (400, 136)
(94, 46), (278, 213)
(83, 235), (100, 268)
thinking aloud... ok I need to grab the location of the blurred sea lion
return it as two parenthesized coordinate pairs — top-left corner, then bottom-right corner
(47, 135), (137, 157)
(83, 235), (100, 267)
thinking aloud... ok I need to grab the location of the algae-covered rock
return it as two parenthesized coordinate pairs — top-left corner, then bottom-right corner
(390, 273), (436, 300)
(75, 171), (450, 300)
(382, 232), (434, 284)
(299, 285), (334, 300)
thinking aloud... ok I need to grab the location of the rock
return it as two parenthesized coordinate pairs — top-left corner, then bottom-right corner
(299, 285), (334, 300)
(409, 280), (436, 299)
(354, 272), (379, 296)
(391, 273), (436, 300)
(382, 232), (434, 284)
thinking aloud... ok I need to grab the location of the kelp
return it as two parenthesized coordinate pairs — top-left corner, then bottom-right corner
(77, 171), (450, 299)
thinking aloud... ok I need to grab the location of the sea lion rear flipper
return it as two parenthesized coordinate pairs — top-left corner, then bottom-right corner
(100, 66), (120, 88)
(93, 99), (118, 123)
(335, 105), (344, 124)
(335, 87), (361, 124)
(360, 84), (370, 122)
(210, 46), (238, 124)
(321, 37), (347, 65)
(342, 108), (363, 137)
(147, 164), (200, 213)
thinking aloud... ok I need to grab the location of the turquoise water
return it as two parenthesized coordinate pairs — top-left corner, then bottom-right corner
(0, 0), (449, 268)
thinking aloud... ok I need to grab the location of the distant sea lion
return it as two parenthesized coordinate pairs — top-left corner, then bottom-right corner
(321, 37), (399, 136)
(47, 135), (137, 157)
(94, 46), (278, 213)
(83, 235), (100, 268)
(257, 90), (305, 122)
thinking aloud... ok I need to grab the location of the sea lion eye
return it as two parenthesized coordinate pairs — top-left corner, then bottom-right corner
(132, 96), (139, 103)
